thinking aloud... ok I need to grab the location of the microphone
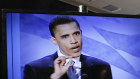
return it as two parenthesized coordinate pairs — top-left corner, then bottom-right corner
(81, 73), (88, 79)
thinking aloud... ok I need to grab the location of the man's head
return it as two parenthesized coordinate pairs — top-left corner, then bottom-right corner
(49, 16), (82, 57)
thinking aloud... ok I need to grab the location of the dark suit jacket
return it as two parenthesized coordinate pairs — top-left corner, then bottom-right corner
(24, 52), (112, 79)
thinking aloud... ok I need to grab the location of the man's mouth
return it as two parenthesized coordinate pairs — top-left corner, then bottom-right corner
(71, 46), (80, 52)
(71, 46), (79, 49)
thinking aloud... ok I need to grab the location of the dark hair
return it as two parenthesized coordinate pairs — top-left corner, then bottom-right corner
(49, 16), (80, 37)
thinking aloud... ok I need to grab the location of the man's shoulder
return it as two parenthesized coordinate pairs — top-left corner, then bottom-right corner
(25, 53), (57, 68)
(81, 54), (110, 66)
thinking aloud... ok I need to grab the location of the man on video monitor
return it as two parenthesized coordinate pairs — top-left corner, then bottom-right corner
(24, 16), (112, 79)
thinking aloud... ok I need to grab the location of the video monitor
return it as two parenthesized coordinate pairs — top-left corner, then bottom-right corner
(1, 9), (140, 79)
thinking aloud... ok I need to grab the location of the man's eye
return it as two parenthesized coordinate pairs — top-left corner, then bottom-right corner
(62, 35), (68, 39)
(75, 32), (80, 35)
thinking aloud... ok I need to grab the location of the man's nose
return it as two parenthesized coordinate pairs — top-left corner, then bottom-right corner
(70, 36), (78, 44)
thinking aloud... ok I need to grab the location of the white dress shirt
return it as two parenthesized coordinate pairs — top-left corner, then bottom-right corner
(57, 48), (81, 79)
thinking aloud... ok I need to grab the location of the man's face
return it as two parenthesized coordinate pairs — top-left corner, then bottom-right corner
(51, 22), (82, 57)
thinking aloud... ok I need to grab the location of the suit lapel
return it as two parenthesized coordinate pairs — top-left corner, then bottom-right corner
(47, 52), (58, 68)
(80, 54), (88, 77)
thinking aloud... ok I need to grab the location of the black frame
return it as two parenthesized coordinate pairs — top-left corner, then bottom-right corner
(1, 9), (140, 79)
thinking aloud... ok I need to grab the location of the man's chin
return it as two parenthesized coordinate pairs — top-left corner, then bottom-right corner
(71, 53), (81, 58)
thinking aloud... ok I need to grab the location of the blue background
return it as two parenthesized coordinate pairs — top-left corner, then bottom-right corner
(7, 13), (140, 79)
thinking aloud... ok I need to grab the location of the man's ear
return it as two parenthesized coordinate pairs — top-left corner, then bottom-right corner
(50, 37), (58, 45)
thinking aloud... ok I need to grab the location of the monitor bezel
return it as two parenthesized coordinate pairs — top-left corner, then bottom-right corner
(1, 9), (140, 79)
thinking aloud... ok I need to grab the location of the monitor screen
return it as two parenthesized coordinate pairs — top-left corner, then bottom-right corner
(1, 9), (140, 79)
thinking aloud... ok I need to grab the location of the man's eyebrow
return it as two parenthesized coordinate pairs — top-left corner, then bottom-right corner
(73, 30), (81, 33)
(60, 34), (69, 37)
